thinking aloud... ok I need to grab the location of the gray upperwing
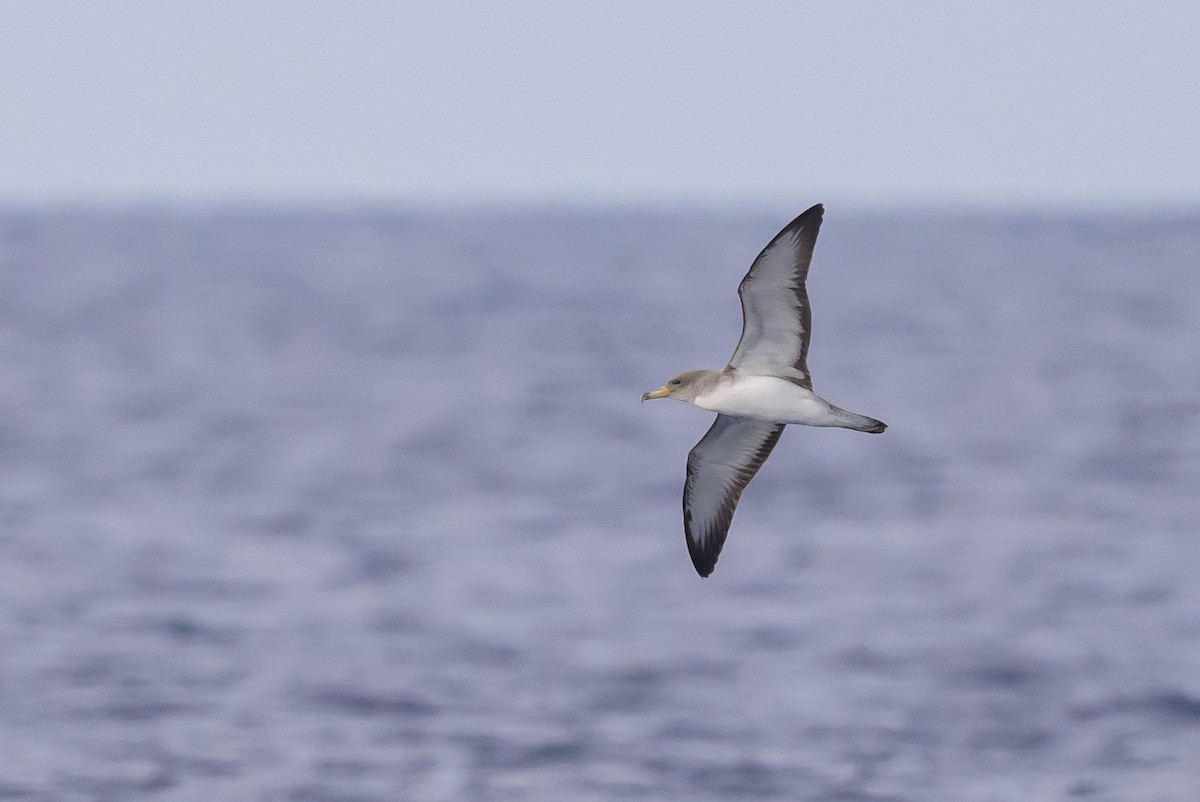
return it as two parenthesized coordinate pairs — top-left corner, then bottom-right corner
(683, 414), (786, 577)
(726, 203), (823, 389)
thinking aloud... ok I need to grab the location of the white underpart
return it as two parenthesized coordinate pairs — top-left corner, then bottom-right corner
(691, 375), (842, 426)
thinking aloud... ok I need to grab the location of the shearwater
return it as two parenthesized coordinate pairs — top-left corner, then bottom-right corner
(641, 204), (886, 577)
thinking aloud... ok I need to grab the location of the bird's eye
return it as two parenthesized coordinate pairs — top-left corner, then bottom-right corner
(670, 379), (682, 385)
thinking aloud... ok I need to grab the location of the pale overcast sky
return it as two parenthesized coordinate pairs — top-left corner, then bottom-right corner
(2, 2), (1198, 207)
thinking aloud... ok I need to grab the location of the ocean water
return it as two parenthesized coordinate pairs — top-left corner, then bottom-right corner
(0, 207), (1198, 801)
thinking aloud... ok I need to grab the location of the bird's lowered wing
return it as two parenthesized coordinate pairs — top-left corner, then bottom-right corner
(726, 203), (824, 389)
(684, 414), (785, 577)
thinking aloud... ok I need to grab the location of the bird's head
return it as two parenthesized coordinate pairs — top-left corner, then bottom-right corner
(640, 371), (711, 403)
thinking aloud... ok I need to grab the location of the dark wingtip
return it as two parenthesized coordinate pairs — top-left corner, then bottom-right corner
(686, 538), (718, 578)
(774, 203), (825, 242)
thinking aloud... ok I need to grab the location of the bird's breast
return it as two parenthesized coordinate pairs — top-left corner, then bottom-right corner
(692, 375), (830, 425)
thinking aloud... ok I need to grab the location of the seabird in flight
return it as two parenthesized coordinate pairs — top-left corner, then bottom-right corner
(641, 204), (886, 577)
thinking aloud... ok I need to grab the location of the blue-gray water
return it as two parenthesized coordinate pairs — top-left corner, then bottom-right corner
(1, 208), (1199, 801)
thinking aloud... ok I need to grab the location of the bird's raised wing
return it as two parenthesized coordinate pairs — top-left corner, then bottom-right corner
(726, 203), (824, 389)
(684, 414), (785, 577)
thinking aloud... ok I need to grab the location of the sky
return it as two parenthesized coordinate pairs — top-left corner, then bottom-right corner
(2, 1), (1198, 208)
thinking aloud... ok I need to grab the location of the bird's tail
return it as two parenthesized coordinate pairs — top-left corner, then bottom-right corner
(829, 405), (887, 434)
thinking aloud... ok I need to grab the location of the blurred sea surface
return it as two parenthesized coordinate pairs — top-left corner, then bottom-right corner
(1, 207), (1199, 801)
